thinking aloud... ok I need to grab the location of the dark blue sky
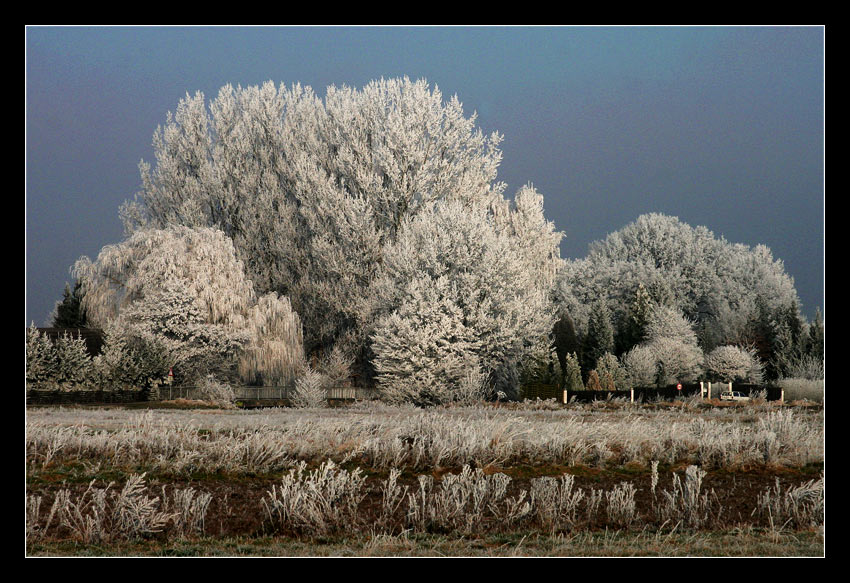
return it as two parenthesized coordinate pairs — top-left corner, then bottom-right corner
(26, 26), (824, 326)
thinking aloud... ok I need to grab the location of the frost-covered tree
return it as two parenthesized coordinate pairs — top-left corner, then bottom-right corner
(642, 306), (704, 384)
(120, 78), (510, 358)
(25, 324), (92, 390)
(807, 307), (824, 361)
(617, 282), (653, 355)
(368, 199), (559, 403)
(562, 352), (584, 393)
(596, 352), (630, 391)
(703, 345), (763, 383)
(119, 78), (564, 383)
(552, 311), (580, 381)
(238, 293), (305, 387)
(622, 344), (658, 388)
(26, 324), (57, 388)
(91, 320), (171, 390)
(74, 226), (303, 386)
(557, 213), (801, 352)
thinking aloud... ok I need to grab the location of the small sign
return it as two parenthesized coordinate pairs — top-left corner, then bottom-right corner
(677, 383), (682, 391)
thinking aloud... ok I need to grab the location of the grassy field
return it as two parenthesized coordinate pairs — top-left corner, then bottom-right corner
(25, 397), (824, 557)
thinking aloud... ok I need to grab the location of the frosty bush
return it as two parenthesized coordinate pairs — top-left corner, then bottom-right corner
(290, 368), (328, 409)
(196, 375), (236, 407)
(454, 366), (493, 405)
(703, 345), (764, 383)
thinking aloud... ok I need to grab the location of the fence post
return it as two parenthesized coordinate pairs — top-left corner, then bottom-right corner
(781, 388), (785, 404)
(563, 389), (568, 405)
(630, 387), (634, 403)
(708, 382), (711, 399)
(700, 381), (704, 398)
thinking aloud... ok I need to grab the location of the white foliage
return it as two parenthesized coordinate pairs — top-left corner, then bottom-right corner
(557, 213), (800, 349)
(238, 293), (305, 387)
(621, 306), (704, 386)
(26, 324), (58, 387)
(290, 368), (328, 409)
(704, 345), (764, 383)
(622, 344), (659, 388)
(368, 199), (558, 402)
(25, 325), (92, 390)
(74, 226), (303, 386)
(123, 77), (561, 368)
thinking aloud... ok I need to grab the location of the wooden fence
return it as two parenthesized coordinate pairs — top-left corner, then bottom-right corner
(553, 383), (783, 404)
(159, 384), (381, 402)
(27, 382), (782, 406)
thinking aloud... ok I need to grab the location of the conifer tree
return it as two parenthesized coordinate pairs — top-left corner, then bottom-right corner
(807, 307), (824, 361)
(581, 302), (615, 380)
(51, 281), (88, 329)
(562, 351), (584, 393)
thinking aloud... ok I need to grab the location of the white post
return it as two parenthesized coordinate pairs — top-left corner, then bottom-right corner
(700, 381), (704, 398)
(630, 387), (634, 403)
(708, 382), (712, 399)
(563, 389), (568, 404)
(728, 382), (732, 393)
(781, 389), (785, 404)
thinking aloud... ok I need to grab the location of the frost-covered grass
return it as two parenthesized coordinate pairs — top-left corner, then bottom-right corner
(779, 378), (825, 404)
(26, 401), (823, 477)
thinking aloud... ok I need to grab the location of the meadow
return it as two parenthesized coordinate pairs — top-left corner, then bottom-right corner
(25, 397), (824, 557)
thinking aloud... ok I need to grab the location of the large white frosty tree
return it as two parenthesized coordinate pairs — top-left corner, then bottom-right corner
(118, 77), (563, 384)
(368, 195), (560, 403)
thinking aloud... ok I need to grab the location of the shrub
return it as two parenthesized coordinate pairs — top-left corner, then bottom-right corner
(777, 377), (824, 403)
(290, 368), (328, 408)
(703, 345), (763, 383)
(196, 374), (236, 407)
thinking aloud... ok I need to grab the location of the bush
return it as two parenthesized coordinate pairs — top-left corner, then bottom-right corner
(290, 368), (328, 408)
(196, 374), (236, 407)
(778, 377), (824, 403)
(703, 345), (764, 383)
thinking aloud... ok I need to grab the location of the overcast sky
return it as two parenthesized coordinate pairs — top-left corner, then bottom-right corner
(25, 26), (825, 326)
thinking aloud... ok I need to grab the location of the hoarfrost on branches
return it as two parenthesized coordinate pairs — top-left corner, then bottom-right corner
(74, 226), (303, 386)
(121, 78), (561, 374)
(368, 199), (559, 403)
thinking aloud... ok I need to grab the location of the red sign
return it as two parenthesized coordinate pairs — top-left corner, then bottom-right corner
(677, 383), (682, 391)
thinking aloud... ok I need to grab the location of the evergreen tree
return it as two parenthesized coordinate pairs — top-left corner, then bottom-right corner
(807, 307), (824, 361)
(616, 282), (653, 355)
(552, 311), (580, 379)
(585, 369), (603, 391)
(51, 281), (88, 328)
(581, 302), (614, 380)
(563, 351), (584, 393)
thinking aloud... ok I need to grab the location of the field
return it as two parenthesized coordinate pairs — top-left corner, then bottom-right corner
(25, 397), (825, 557)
